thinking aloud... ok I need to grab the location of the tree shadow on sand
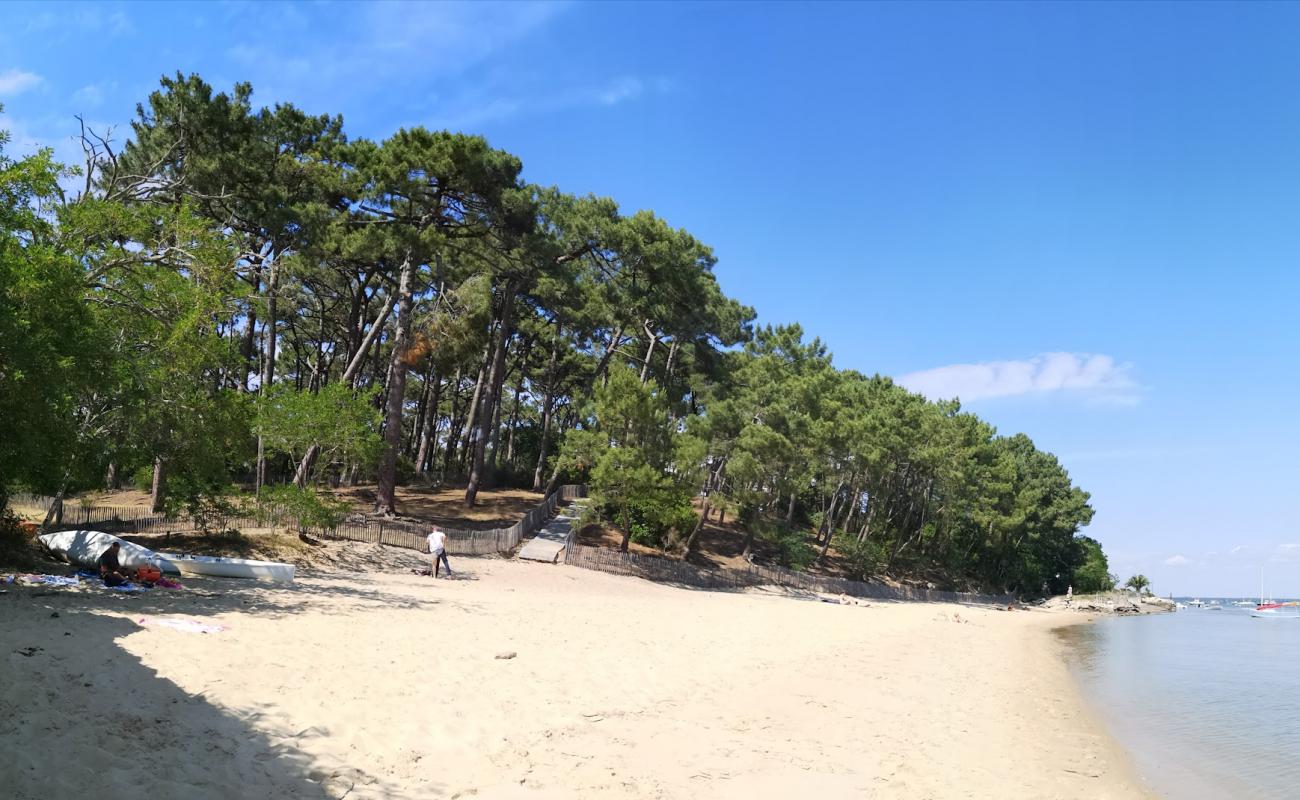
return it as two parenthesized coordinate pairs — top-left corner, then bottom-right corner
(0, 570), (471, 798)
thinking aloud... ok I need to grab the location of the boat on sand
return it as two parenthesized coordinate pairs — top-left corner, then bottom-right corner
(156, 551), (295, 582)
(38, 529), (175, 572)
(37, 529), (295, 583)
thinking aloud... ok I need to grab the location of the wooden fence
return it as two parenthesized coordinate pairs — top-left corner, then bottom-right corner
(562, 534), (1012, 605)
(9, 486), (590, 556)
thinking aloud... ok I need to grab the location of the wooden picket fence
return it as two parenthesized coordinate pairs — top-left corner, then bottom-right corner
(8, 486), (590, 556)
(562, 527), (1012, 605)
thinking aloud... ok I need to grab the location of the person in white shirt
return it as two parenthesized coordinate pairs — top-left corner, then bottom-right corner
(427, 528), (451, 578)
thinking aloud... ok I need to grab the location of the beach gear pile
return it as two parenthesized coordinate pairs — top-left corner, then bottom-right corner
(1, 571), (183, 593)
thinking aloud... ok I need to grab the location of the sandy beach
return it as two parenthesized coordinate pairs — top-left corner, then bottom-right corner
(1, 553), (1149, 799)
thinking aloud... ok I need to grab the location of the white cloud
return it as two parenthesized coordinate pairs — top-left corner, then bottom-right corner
(71, 82), (117, 109)
(428, 75), (663, 129)
(598, 77), (644, 106)
(899, 352), (1138, 405)
(0, 69), (42, 96)
(1164, 554), (1191, 566)
(23, 8), (133, 37)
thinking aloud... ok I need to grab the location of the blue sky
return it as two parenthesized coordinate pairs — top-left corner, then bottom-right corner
(3, 1), (1298, 596)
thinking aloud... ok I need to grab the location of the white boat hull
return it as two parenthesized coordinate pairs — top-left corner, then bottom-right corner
(155, 552), (295, 583)
(37, 530), (177, 572)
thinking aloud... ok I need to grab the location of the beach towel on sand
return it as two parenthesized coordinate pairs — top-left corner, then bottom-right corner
(16, 574), (80, 588)
(136, 617), (226, 634)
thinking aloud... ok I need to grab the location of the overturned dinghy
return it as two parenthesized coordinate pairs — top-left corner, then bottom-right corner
(38, 529), (177, 572)
(38, 529), (295, 583)
(154, 552), (295, 583)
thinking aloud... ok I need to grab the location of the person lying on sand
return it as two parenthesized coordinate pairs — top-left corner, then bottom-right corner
(427, 527), (452, 578)
(97, 542), (132, 587)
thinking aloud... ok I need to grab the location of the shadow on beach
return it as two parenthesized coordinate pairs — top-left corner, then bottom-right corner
(0, 570), (463, 798)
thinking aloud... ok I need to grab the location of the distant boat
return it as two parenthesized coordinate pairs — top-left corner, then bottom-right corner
(1188, 598), (1205, 607)
(1234, 600), (1255, 607)
(1175, 603), (1187, 610)
(1251, 602), (1300, 619)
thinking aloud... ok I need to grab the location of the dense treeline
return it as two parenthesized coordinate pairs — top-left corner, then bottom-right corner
(0, 74), (1110, 595)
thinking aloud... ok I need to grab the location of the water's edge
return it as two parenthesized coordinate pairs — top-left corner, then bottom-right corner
(1054, 612), (1288, 800)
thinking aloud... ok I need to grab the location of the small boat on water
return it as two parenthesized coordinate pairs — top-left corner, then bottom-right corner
(1234, 600), (1256, 607)
(1252, 602), (1300, 619)
(155, 552), (295, 583)
(1188, 598), (1205, 607)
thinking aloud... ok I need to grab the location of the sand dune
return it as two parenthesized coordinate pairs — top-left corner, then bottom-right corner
(0, 558), (1148, 799)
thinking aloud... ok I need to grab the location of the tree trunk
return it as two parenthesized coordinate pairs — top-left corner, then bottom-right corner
(375, 253), (415, 515)
(104, 462), (119, 491)
(292, 299), (394, 488)
(466, 284), (517, 507)
(442, 367), (464, 475)
(150, 455), (168, 513)
(541, 408), (575, 496)
(785, 491), (797, 526)
(485, 344), (509, 478)
(458, 346), (491, 469)
(532, 325), (562, 491)
(254, 259), (279, 493)
(592, 323), (625, 385)
(639, 320), (658, 384)
(503, 338), (533, 469)
(416, 372), (441, 475)
(409, 374), (433, 459)
(240, 265), (261, 392)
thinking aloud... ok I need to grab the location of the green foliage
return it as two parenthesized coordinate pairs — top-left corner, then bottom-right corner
(132, 466), (154, 493)
(257, 382), (382, 481)
(1125, 574), (1151, 596)
(837, 536), (887, 582)
(0, 125), (107, 503)
(258, 484), (351, 532)
(752, 519), (817, 570)
(162, 482), (241, 535)
(1071, 537), (1115, 593)
(0, 510), (35, 569)
(0, 76), (1114, 600)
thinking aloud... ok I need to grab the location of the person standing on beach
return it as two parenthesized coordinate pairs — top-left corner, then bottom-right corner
(427, 527), (451, 578)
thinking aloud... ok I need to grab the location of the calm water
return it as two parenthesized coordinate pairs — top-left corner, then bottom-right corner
(1058, 604), (1300, 799)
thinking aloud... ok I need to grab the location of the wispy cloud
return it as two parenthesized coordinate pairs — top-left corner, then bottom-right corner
(1164, 554), (1192, 566)
(71, 82), (118, 109)
(899, 352), (1138, 405)
(428, 75), (664, 129)
(23, 7), (132, 37)
(0, 69), (43, 96)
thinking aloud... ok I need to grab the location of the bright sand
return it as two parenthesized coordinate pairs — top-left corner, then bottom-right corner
(0, 557), (1150, 799)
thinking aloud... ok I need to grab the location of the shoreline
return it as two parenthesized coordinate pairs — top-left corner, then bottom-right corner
(2, 558), (1154, 798)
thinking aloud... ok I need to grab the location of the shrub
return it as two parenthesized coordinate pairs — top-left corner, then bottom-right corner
(751, 518), (817, 570)
(258, 484), (350, 532)
(837, 536), (886, 582)
(132, 466), (154, 493)
(0, 510), (36, 569)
